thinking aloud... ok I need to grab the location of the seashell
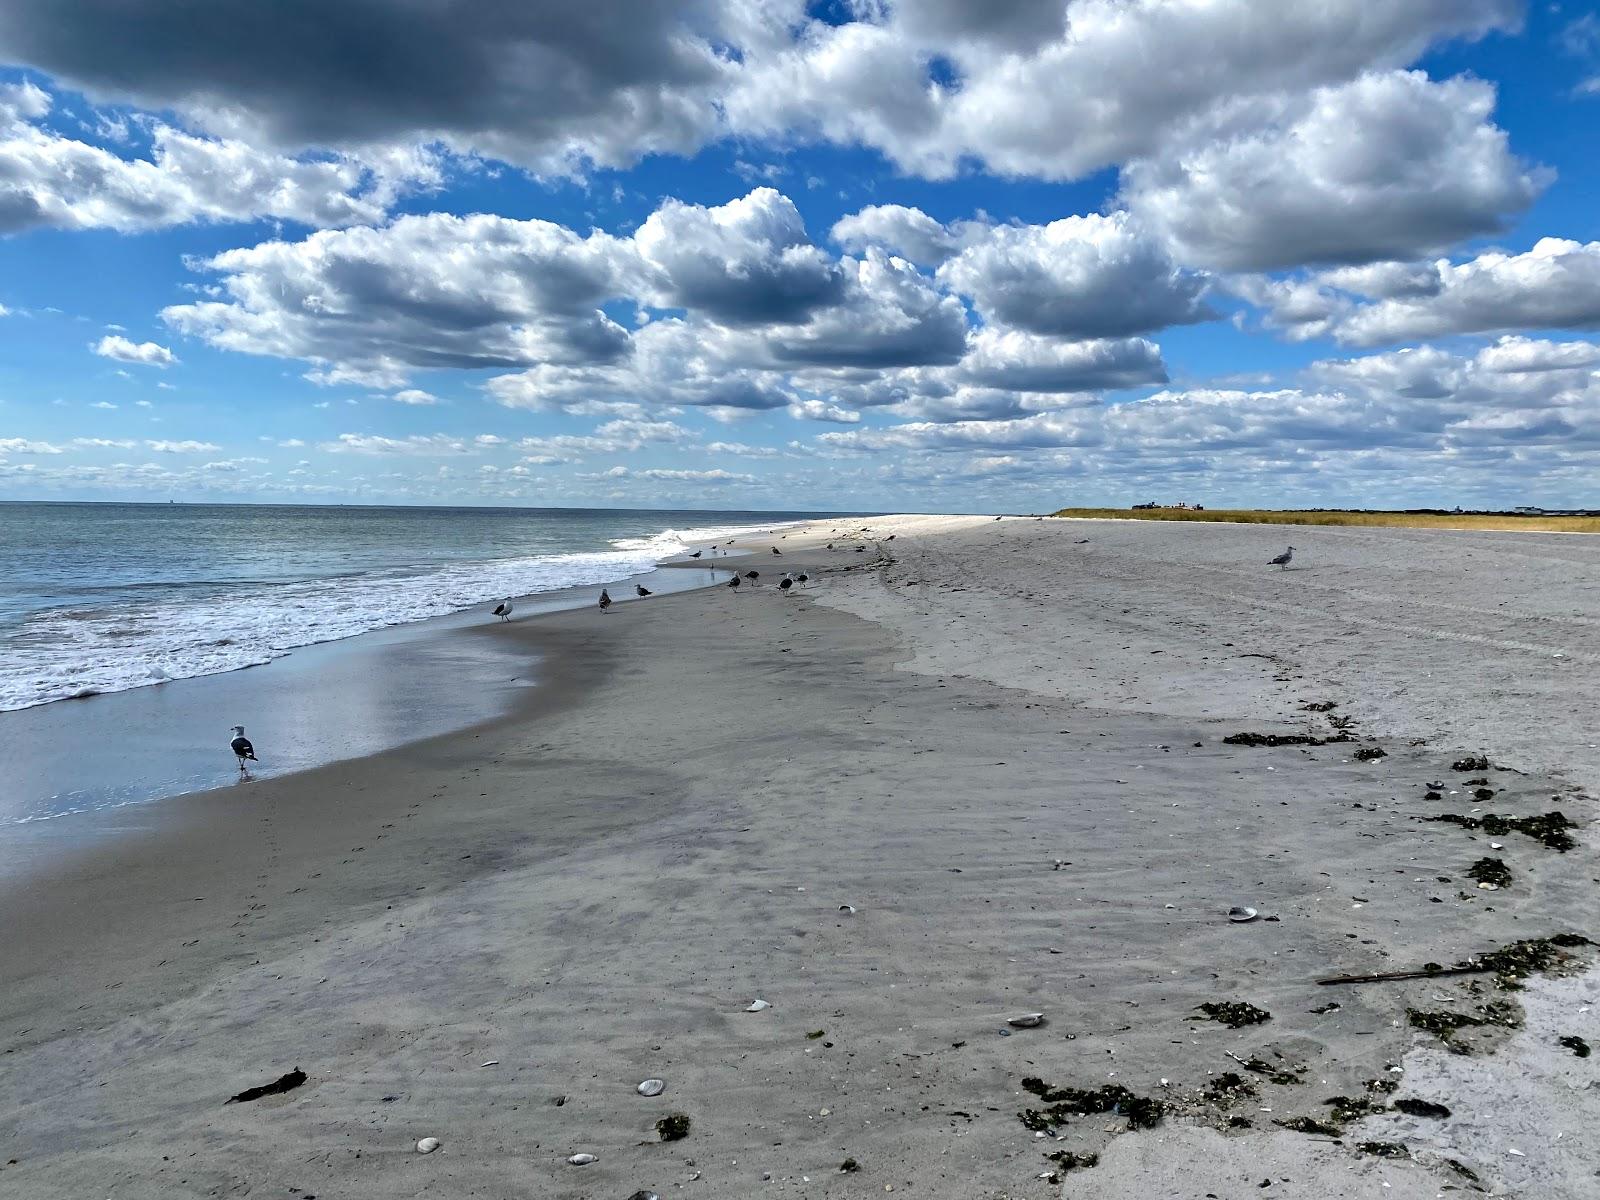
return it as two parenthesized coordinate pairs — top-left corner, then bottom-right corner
(628, 1193), (662, 1200)
(746, 999), (771, 1011)
(839, 904), (856, 913)
(1228, 906), (1259, 922)
(568, 1152), (599, 1166)
(637, 1078), (665, 1097)
(1007, 1012), (1046, 1028)
(415, 1137), (441, 1154)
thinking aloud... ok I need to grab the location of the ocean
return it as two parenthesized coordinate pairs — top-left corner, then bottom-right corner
(0, 503), (839, 836)
(0, 502), (831, 712)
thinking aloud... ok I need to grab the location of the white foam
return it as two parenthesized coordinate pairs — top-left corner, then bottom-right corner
(0, 519), (800, 712)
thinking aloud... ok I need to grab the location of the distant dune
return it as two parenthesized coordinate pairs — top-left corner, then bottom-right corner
(1051, 507), (1600, 533)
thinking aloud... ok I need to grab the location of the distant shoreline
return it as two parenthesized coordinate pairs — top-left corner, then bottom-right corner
(1051, 506), (1600, 533)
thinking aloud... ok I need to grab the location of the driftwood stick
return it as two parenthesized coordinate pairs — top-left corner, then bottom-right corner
(1315, 964), (1491, 987)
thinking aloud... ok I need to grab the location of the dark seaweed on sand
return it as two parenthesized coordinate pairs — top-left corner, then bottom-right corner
(1353, 746), (1387, 761)
(1357, 1141), (1410, 1159)
(655, 1113), (692, 1141)
(1471, 932), (1594, 986)
(1394, 1097), (1451, 1118)
(1407, 1000), (1523, 1052)
(1272, 1115), (1341, 1136)
(1558, 1035), (1591, 1057)
(1451, 755), (1491, 772)
(1466, 857), (1513, 887)
(1426, 811), (1578, 852)
(1044, 1150), (1099, 1172)
(1018, 1078), (1164, 1132)
(1194, 1001), (1271, 1028)
(1223, 732), (1351, 747)
(225, 1068), (306, 1104)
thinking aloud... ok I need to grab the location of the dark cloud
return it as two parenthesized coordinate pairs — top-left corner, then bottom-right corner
(0, 0), (732, 170)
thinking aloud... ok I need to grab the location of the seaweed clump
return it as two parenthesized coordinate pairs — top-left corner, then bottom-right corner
(1272, 1115), (1341, 1137)
(1197, 1072), (1257, 1106)
(1407, 999), (1523, 1053)
(1558, 1035), (1591, 1058)
(1195, 1001), (1272, 1028)
(1019, 1078), (1164, 1132)
(1466, 857), (1513, 888)
(1472, 932), (1594, 987)
(839, 1158), (859, 1173)
(1353, 746), (1388, 761)
(1426, 811), (1578, 852)
(1224, 732), (1350, 747)
(1236, 1056), (1306, 1085)
(1393, 1098), (1451, 1119)
(1324, 1093), (1387, 1123)
(1357, 1142), (1410, 1159)
(655, 1113), (692, 1142)
(1044, 1150), (1099, 1173)
(1452, 755), (1491, 772)
(1301, 701), (1338, 712)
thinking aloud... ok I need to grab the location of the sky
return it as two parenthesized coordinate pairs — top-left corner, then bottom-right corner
(1, 1), (1599, 513)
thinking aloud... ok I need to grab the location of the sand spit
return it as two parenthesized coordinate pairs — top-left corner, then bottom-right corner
(0, 515), (1595, 1198)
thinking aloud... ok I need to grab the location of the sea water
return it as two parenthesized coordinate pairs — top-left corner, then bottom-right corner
(0, 502), (824, 711)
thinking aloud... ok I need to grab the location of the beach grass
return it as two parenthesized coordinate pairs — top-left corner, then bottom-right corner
(1048, 508), (1600, 534)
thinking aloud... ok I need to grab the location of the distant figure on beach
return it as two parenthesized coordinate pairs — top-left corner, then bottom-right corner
(492, 599), (513, 622)
(772, 546), (781, 555)
(598, 588), (612, 613)
(1269, 546), (1295, 570)
(636, 584), (652, 597)
(230, 725), (257, 775)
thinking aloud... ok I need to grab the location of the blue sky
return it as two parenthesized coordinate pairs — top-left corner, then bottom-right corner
(2, 1), (1599, 511)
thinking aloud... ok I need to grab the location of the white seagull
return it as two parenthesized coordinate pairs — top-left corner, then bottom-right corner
(492, 600), (514, 622)
(1268, 546), (1295, 571)
(230, 725), (257, 775)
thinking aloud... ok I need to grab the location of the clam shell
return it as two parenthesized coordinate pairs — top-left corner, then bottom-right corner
(415, 1137), (441, 1154)
(745, 999), (771, 1011)
(567, 1152), (599, 1166)
(1007, 1012), (1046, 1028)
(637, 1078), (665, 1097)
(1228, 906), (1259, 922)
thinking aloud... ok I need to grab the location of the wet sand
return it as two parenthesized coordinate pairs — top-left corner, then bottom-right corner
(0, 516), (1595, 1198)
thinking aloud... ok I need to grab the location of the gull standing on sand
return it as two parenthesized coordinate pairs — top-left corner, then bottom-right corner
(230, 726), (257, 775)
(636, 584), (652, 597)
(778, 572), (794, 596)
(727, 574), (741, 590)
(1269, 546), (1295, 571)
(492, 600), (513, 622)
(598, 588), (612, 613)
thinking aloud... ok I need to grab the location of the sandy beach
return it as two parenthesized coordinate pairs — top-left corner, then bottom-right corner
(2, 516), (1596, 1199)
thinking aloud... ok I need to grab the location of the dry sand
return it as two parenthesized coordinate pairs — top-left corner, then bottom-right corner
(1, 516), (1595, 1199)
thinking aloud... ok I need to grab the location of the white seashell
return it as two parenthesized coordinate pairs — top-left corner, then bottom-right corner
(1007, 1012), (1046, 1028)
(1228, 906), (1259, 922)
(637, 1078), (665, 1097)
(746, 999), (771, 1011)
(839, 904), (857, 913)
(568, 1152), (599, 1166)
(416, 1137), (441, 1154)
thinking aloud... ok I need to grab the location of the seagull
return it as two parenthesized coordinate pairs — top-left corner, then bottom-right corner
(778, 573), (794, 596)
(744, 570), (759, 580)
(598, 588), (612, 612)
(772, 546), (782, 555)
(797, 572), (809, 586)
(690, 551), (702, 559)
(230, 725), (257, 775)
(728, 574), (741, 590)
(492, 600), (513, 622)
(636, 584), (652, 597)
(1269, 546), (1295, 570)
